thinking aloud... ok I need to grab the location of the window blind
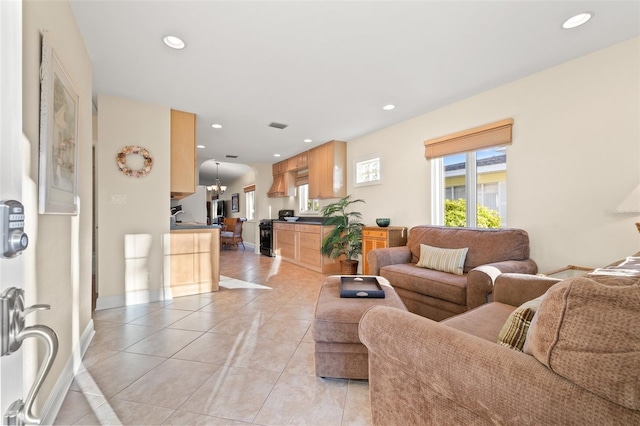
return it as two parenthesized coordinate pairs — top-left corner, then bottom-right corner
(296, 170), (309, 186)
(243, 184), (255, 193)
(424, 118), (513, 160)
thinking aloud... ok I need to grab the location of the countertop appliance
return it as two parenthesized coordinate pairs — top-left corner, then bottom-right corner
(278, 209), (295, 220)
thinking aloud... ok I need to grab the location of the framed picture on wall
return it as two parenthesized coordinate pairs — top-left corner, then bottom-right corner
(38, 32), (79, 215)
(231, 193), (239, 212)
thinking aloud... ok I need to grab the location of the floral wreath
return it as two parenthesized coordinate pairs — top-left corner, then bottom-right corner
(116, 146), (153, 178)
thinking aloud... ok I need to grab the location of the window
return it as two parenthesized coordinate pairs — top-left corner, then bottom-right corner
(298, 184), (319, 213)
(426, 119), (513, 228)
(437, 147), (507, 228)
(244, 185), (255, 220)
(354, 154), (381, 186)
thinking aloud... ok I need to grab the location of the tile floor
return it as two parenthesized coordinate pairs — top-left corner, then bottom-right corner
(54, 249), (372, 425)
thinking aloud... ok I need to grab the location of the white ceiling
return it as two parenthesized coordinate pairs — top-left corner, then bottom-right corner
(70, 1), (640, 183)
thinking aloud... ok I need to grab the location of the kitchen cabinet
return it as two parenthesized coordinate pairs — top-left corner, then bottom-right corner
(308, 140), (347, 199)
(287, 152), (308, 171)
(362, 226), (407, 275)
(171, 109), (197, 199)
(273, 222), (340, 273)
(164, 228), (220, 297)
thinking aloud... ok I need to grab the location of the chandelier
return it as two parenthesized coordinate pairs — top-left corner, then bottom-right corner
(207, 162), (227, 196)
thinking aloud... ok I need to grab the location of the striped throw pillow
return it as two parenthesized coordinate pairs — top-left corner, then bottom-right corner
(416, 244), (468, 275)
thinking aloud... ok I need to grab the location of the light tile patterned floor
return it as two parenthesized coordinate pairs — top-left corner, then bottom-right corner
(54, 249), (372, 425)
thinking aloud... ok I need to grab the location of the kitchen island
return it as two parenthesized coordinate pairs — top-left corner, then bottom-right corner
(164, 224), (220, 297)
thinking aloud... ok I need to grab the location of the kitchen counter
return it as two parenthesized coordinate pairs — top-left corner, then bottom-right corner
(273, 217), (328, 225)
(170, 222), (221, 230)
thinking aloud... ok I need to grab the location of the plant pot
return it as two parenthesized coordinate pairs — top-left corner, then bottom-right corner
(340, 259), (359, 275)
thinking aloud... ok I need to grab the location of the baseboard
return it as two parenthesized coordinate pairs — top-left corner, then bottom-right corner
(40, 319), (95, 425)
(95, 288), (166, 310)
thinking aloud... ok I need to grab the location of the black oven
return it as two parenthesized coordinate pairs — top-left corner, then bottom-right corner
(259, 219), (274, 257)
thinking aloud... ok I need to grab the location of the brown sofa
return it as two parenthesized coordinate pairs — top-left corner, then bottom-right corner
(359, 266), (640, 425)
(367, 225), (537, 320)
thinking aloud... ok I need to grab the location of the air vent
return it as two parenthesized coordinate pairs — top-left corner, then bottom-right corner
(226, 155), (238, 159)
(269, 122), (288, 129)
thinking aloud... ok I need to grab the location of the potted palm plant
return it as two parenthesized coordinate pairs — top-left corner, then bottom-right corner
(320, 195), (366, 275)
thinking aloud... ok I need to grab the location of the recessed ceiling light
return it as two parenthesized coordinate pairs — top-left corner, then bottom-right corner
(274, 154), (281, 157)
(197, 145), (205, 149)
(382, 104), (396, 111)
(304, 139), (312, 143)
(211, 123), (222, 129)
(163, 35), (185, 49)
(562, 12), (593, 29)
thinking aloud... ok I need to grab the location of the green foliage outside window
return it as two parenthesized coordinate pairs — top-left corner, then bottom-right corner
(445, 199), (501, 228)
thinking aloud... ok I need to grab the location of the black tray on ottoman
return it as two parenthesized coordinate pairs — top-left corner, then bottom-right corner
(340, 276), (385, 298)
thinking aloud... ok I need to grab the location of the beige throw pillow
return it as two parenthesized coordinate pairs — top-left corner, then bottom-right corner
(416, 244), (468, 275)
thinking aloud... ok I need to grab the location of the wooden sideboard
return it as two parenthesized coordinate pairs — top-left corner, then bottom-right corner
(362, 226), (407, 275)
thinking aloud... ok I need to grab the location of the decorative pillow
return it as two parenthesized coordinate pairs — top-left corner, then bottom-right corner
(525, 275), (640, 410)
(497, 295), (544, 351)
(416, 244), (468, 275)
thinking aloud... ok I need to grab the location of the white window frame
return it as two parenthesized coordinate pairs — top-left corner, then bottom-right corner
(433, 147), (507, 228)
(353, 153), (382, 187)
(298, 184), (320, 214)
(245, 189), (255, 220)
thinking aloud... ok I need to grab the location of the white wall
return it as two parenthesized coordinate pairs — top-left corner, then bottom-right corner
(347, 37), (640, 272)
(96, 95), (170, 308)
(22, 0), (93, 415)
(173, 186), (207, 223)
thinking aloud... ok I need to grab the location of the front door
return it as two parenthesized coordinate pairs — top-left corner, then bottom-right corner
(0, 0), (26, 416)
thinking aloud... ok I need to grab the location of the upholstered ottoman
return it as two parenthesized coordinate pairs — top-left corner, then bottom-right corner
(312, 275), (407, 379)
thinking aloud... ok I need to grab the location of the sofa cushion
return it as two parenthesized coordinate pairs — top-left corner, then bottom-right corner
(380, 263), (467, 305)
(442, 302), (515, 342)
(497, 295), (544, 351)
(526, 274), (640, 410)
(407, 226), (530, 273)
(416, 244), (468, 275)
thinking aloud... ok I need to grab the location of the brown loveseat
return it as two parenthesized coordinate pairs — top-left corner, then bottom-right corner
(359, 266), (640, 425)
(367, 225), (537, 320)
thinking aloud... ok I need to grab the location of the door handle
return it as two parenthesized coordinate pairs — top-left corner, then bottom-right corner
(4, 325), (58, 425)
(1, 288), (58, 425)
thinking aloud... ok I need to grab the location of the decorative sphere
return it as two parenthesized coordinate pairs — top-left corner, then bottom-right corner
(376, 218), (391, 227)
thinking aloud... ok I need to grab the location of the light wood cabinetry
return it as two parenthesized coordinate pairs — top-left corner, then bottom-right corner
(362, 226), (407, 275)
(170, 109), (197, 199)
(288, 152), (308, 171)
(273, 222), (340, 273)
(164, 228), (220, 297)
(267, 140), (345, 198)
(308, 140), (347, 199)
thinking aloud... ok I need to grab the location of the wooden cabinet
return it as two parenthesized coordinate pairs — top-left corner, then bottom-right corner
(308, 140), (347, 199)
(362, 226), (407, 275)
(170, 109), (197, 199)
(273, 222), (340, 273)
(273, 159), (289, 175)
(164, 228), (220, 297)
(288, 152), (308, 171)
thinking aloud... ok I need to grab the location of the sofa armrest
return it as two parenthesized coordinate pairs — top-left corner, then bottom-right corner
(366, 246), (412, 276)
(466, 259), (539, 310)
(492, 273), (561, 306)
(359, 306), (636, 425)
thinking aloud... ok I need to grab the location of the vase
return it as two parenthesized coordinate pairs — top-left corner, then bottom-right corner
(340, 259), (359, 275)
